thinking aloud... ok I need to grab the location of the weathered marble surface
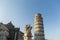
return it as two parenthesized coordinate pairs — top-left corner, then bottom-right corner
(24, 24), (32, 40)
(0, 23), (9, 40)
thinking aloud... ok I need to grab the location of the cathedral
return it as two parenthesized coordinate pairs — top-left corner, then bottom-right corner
(0, 13), (45, 40)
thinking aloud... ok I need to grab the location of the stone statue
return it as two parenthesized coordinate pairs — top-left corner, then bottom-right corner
(25, 25), (32, 34)
(24, 24), (32, 40)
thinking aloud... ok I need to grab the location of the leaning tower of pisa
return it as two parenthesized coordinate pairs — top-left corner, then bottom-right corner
(34, 13), (45, 40)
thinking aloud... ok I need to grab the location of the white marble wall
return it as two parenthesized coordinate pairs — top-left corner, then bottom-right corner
(0, 23), (9, 40)
(0, 31), (8, 40)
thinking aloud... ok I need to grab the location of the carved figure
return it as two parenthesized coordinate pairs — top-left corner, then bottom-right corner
(25, 25), (32, 34)
(24, 24), (32, 40)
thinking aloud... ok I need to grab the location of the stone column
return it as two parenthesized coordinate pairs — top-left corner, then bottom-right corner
(34, 13), (45, 40)
(24, 24), (32, 40)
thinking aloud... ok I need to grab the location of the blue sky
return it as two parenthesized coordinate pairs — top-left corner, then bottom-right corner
(0, 0), (60, 40)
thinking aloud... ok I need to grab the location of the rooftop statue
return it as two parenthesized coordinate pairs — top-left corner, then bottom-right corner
(24, 24), (32, 40)
(25, 24), (32, 34)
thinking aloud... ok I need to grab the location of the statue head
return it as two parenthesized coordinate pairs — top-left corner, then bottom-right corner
(25, 24), (32, 32)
